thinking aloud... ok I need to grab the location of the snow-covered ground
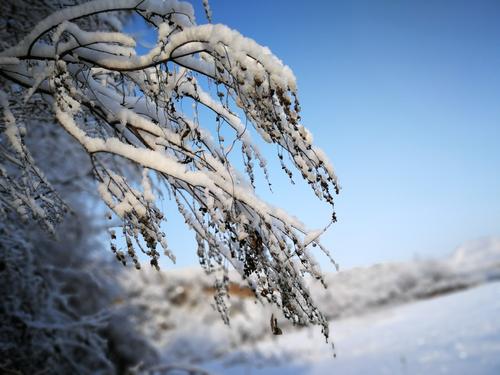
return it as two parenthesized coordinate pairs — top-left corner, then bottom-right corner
(117, 237), (500, 374)
(208, 281), (500, 374)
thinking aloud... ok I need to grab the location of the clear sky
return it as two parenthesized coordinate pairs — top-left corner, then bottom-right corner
(127, 0), (500, 270)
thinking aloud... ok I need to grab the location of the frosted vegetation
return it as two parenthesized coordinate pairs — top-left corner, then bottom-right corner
(0, 0), (341, 372)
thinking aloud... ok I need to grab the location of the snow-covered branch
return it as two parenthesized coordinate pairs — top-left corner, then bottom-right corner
(0, 0), (340, 341)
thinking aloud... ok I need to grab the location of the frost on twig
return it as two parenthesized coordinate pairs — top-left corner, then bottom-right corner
(0, 90), (68, 235)
(0, 0), (340, 341)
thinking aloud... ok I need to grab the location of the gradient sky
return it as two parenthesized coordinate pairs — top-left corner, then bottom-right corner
(127, 0), (500, 270)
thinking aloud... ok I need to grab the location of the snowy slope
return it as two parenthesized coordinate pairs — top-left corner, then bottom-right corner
(209, 281), (500, 375)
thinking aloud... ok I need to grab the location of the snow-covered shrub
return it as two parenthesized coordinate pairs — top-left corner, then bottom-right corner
(0, 1), (159, 373)
(0, 208), (161, 374)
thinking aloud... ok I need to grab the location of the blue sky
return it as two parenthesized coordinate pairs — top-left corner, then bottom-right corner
(127, 0), (500, 270)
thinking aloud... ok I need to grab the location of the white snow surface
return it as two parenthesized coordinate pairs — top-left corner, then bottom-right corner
(209, 281), (500, 374)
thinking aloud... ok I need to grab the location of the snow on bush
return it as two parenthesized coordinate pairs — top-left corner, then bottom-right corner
(0, 1), (159, 373)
